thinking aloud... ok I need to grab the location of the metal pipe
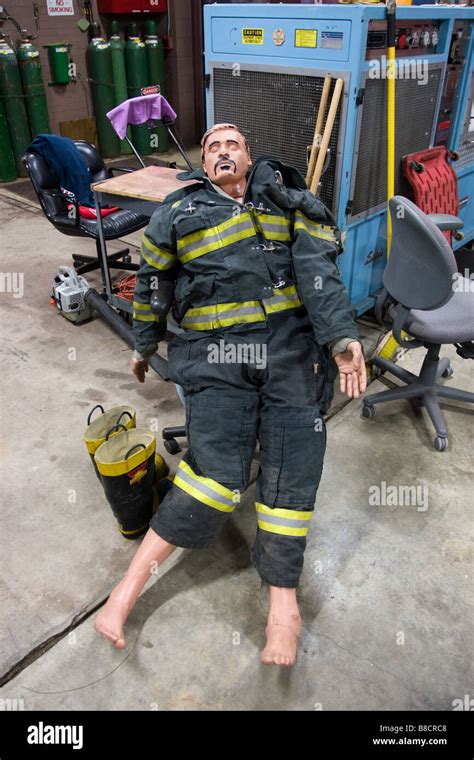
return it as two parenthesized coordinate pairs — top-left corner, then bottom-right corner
(84, 287), (170, 381)
(0, 3), (40, 41)
(124, 134), (146, 168)
(165, 123), (195, 170)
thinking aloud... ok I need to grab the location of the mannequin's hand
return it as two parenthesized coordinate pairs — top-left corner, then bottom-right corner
(131, 357), (149, 383)
(333, 341), (367, 399)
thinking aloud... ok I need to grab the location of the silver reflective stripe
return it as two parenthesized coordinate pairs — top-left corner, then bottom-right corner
(257, 512), (310, 530)
(260, 221), (290, 236)
(178, 217), (255, 259)
(142, 239), (176, 270)
(179, 229), (221, 257)
(262, 289), (301, 310)
(176, 466), (235, 508)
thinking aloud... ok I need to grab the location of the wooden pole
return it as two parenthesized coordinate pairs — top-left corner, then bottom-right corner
(310, 78), (344, 196)
(305, 75), (332, 187)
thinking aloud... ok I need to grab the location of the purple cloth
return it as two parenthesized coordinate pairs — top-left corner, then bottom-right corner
(106, 95), (177, 140)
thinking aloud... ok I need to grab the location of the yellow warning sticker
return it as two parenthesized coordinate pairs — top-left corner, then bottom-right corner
(295, 29), (317, 48)
(242, 28), (264, 45)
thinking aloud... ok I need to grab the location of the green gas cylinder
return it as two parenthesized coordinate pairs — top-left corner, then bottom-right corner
(144, 19), (168, 153)
(86, 25), (120, 157)
(17, 38), (50, 137)
(109, 21), (132, 155)
(43, 42), (71, 85)
(125, 25), (152, 156)
(0, 36), (31, 177)
(0, 97), (17, 181)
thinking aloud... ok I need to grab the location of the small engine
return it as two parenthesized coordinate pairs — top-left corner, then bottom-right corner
(52, 266), (92, 324)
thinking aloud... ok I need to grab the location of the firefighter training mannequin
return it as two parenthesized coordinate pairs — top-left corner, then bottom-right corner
(95, 124), (367, 667)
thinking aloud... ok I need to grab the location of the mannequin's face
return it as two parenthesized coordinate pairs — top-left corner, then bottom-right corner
(202, 128), (251, 186)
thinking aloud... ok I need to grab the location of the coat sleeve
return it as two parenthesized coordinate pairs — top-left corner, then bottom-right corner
(133, 202), (180, 358)
(290, 191), (360, 347)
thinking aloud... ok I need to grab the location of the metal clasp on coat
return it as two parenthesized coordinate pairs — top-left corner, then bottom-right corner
(251, 242), (281, 253)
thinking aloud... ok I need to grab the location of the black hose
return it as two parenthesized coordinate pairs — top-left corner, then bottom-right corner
(84, 288), (170, 381)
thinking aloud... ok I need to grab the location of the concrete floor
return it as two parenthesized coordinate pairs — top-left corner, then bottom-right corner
(0, 174), (472, 710)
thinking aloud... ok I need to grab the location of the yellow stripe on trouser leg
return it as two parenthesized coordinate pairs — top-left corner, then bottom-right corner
(173, 459), (238, 513)
(256, 501), (313, 537)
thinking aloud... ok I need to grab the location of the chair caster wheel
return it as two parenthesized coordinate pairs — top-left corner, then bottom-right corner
(371, 364), (382, 378)
(434, 436), (448, 452)
(362, 404), (376, 419)
(442, 365), (453, 379)
(164, 439), (180, 455)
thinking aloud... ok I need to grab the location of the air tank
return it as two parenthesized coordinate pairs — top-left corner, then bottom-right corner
(0, 36), (31, 177)
(144, 19), (168, 153)
(109, 20), (132, 154)
(125, 24), (152, 156)
(0, 98), (17, 181)
(17, 38), (50, 137)
(86, 24), (120, 157)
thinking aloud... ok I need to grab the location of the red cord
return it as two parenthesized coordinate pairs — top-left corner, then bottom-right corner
(114, 274), (136, 301)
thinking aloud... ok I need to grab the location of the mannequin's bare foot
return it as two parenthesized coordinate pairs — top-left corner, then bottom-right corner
(261, 587), (302, 667)
(95, 580), (131, 650)
(94, 529), (177, 650)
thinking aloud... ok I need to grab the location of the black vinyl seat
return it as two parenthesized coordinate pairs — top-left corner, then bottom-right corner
(22, 140), (148, 277)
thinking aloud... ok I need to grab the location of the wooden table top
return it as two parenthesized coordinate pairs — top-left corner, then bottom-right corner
(92, 165), (198, 203)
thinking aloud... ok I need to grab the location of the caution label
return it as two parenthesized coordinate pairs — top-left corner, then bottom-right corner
(295, 29), (317, 49)
(242, 28), (264, 45)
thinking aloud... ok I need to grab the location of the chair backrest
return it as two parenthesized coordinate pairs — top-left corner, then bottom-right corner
(22, 150), (65, 219)
(107, 94), (177, 135)
(23, 139), (110, 223)
(73, 140), (110, 183)
(384, 196), (458, 311)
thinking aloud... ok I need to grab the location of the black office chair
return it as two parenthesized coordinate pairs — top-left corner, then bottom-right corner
(363, 196), (474, 451)
(22, 140), (149, 279)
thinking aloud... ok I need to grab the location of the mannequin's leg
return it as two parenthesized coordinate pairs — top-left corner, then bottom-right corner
(95, 529), (176, 649)
(96, 387), (259, 650)
(253, 312), (327, 666)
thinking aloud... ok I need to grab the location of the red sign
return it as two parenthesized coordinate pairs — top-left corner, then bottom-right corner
(141, 85), (161, 96)
(97, 0), (167, 12)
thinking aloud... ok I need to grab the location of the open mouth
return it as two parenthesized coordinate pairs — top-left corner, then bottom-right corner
(215, 159), (235, 173)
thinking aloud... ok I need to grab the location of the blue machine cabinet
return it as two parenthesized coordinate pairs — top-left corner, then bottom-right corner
(203, 4), (474, 314)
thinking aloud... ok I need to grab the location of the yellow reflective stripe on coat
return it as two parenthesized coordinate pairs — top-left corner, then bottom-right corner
(173, 459), (237, 513)
(256, 501), (313, 537)
(132, 301), (166, 323)
(262, 285), (302, 314)
(180, 284), (302, 331)
(141, 234), (177, 270)
(180, 300), (266, 331)
(258, 214), (291, 242)
(294, 211), (338, 243)
(177, 213), (255, 263)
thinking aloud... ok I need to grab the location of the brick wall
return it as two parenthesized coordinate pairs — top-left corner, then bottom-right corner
(0, 0), (200, 146)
